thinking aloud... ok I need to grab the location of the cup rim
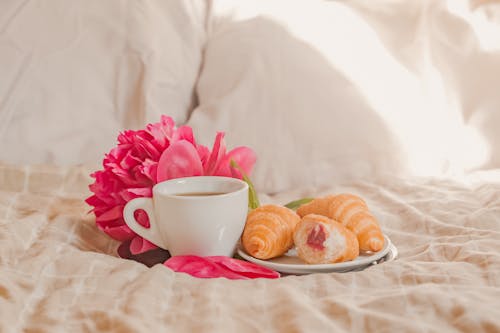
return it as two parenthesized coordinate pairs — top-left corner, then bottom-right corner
(152, 176), (249, 199)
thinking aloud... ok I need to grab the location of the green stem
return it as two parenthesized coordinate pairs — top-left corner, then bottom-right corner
(230, 160), (260, 210)
(284, 197), (314, 211)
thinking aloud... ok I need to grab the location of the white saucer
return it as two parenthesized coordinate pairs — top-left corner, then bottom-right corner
(237, 235), (393, 275)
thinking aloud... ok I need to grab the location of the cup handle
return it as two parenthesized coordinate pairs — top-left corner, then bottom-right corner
(123, 197), (166, 249)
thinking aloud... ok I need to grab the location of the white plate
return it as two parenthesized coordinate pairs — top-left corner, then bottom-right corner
(237, 235), (393, 275)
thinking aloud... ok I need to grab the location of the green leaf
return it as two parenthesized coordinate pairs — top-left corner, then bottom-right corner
(284, 197), (314, 210)
(230, 160), (260, 210)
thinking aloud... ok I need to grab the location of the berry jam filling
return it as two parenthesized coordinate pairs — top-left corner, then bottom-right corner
(307, 224), (326, 250)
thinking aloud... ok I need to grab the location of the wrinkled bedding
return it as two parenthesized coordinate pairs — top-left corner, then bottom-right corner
(1, 163), (499, 332)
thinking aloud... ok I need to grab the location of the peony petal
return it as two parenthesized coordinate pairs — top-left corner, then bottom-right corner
(89, 170), (128, 203)
(120, 150), (141, 170)
(204, 132), (226, 176)
(130, 236), (158, 255)
(159, 114), (175, 127)
(156, 140), (204, 182)
(107, 144), (131, 162)
(146, 116), (175, 150)
(207, 256), (280, 279)
(100, 224), (135, 241)
(164, 256), (245, 279)
(196, 145), (210, 166)
(117, 130), (136, 144)
(215, 146), (257, 178)
(95, 205), (124, 222)
(134, 135), (161, 160)
(92, 205), (111, 217)
(85, 194), (102, 207)
(138, 159), (158, 182)
(131, 165), (154, 187)
(119, 187), (152, 202)
(96, 217), (124, 228)
(173, 125), (196, 145)
(104, 162), (130, 179)
(126, 187), (152, 196)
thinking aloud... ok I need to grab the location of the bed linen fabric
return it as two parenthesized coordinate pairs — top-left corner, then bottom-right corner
(1, 1), (500, 331)
(1, 163), (499, 332)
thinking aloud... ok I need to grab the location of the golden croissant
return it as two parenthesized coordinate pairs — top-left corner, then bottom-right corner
(297, 193), (384, 252)
(241, 205), (300, 259)
(294, 214), (359, 264)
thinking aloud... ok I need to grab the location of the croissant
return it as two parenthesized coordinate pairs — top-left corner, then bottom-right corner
(296, 195), (336, 217)
(241, 205), (300, 259)
(297, 193), (384, 252)
(293, 214), (359, 264)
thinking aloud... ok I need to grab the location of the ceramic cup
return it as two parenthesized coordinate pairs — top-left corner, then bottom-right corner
(123, 176), (249, 257)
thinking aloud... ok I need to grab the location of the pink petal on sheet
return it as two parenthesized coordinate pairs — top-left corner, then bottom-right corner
(164, 256), (280, 279)
(204, 132), (227, 176)
(130, 236), (158, 255)
(215, 146), (257, 178)
(100, 225), (135, 241)
(207, 256), (280, 279)
(156, 140), (204, 183)
(164, 256), (245, 279)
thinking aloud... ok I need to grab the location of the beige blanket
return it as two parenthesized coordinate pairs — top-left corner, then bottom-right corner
(1, 163), (499, 332)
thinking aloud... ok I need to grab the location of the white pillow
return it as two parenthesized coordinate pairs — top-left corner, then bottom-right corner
(0, 0), (206, 165)
(187, 0), (500, 192)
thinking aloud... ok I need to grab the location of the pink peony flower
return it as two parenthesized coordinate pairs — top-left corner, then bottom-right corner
(86, 115), (256, 257)
(164, 256), (280, 279)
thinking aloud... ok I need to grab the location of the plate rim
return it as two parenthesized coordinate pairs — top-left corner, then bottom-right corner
(237, 234), (392, 273)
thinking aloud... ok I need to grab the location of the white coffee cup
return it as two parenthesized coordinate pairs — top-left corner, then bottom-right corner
(123, 176), (249, 257)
